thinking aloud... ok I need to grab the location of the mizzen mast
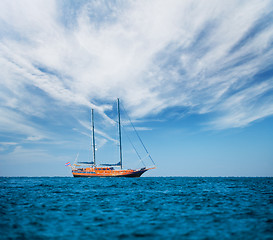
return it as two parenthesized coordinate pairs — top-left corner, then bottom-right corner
(117, 98), (123, 169)
(91, 109), (96, 167)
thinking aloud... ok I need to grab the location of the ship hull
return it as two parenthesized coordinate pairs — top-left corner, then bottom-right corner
(72, 169), (148, 178)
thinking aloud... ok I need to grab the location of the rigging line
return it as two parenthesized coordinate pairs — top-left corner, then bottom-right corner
(121, 123), (146, 167)
(121, 103), (156, 166)
(73, 153), (79, 166)
(133, 158), (146, 170)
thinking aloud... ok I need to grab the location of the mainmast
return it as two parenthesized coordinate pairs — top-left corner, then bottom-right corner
(91, 109), (96, 167)
(117, 98), (123, 169)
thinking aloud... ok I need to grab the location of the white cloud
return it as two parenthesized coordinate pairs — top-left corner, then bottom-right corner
(0, 145), (71, 176)
(0, 141), (18, 152)
(0, 107), (45, 139)
(25, 136), (44, 141)
(78, 120), (118, 144)
(130, 127), (152, 131)
(208, 79), (273, 129)
(0, 0), (273, 134)
(0, 142), (17, 145)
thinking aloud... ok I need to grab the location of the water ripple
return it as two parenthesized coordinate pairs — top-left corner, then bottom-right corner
(0, 177), (273, 239)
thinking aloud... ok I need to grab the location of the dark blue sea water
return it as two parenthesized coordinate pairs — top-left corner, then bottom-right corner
(1, 177), (273, 239)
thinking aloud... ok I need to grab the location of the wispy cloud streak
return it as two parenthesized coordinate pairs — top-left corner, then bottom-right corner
(0, 0), (273, 138)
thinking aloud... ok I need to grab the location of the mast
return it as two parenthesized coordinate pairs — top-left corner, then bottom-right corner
(91, 109), (96, 167)
(117, 98), (123, 169)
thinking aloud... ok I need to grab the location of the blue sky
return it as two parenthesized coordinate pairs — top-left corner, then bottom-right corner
(0, 0), (273, 176)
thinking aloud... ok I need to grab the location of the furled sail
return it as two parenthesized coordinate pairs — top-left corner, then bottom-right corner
(77, 161), (95, 164)
(100, 162), (121, 166)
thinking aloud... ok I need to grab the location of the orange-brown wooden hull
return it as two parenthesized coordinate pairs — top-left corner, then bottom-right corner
(72, 168), (150, 178)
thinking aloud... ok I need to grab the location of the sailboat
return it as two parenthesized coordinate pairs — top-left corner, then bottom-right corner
(71, 98), (155, 177)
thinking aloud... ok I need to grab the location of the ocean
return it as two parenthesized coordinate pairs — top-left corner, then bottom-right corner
(1, 177), (273, 239)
